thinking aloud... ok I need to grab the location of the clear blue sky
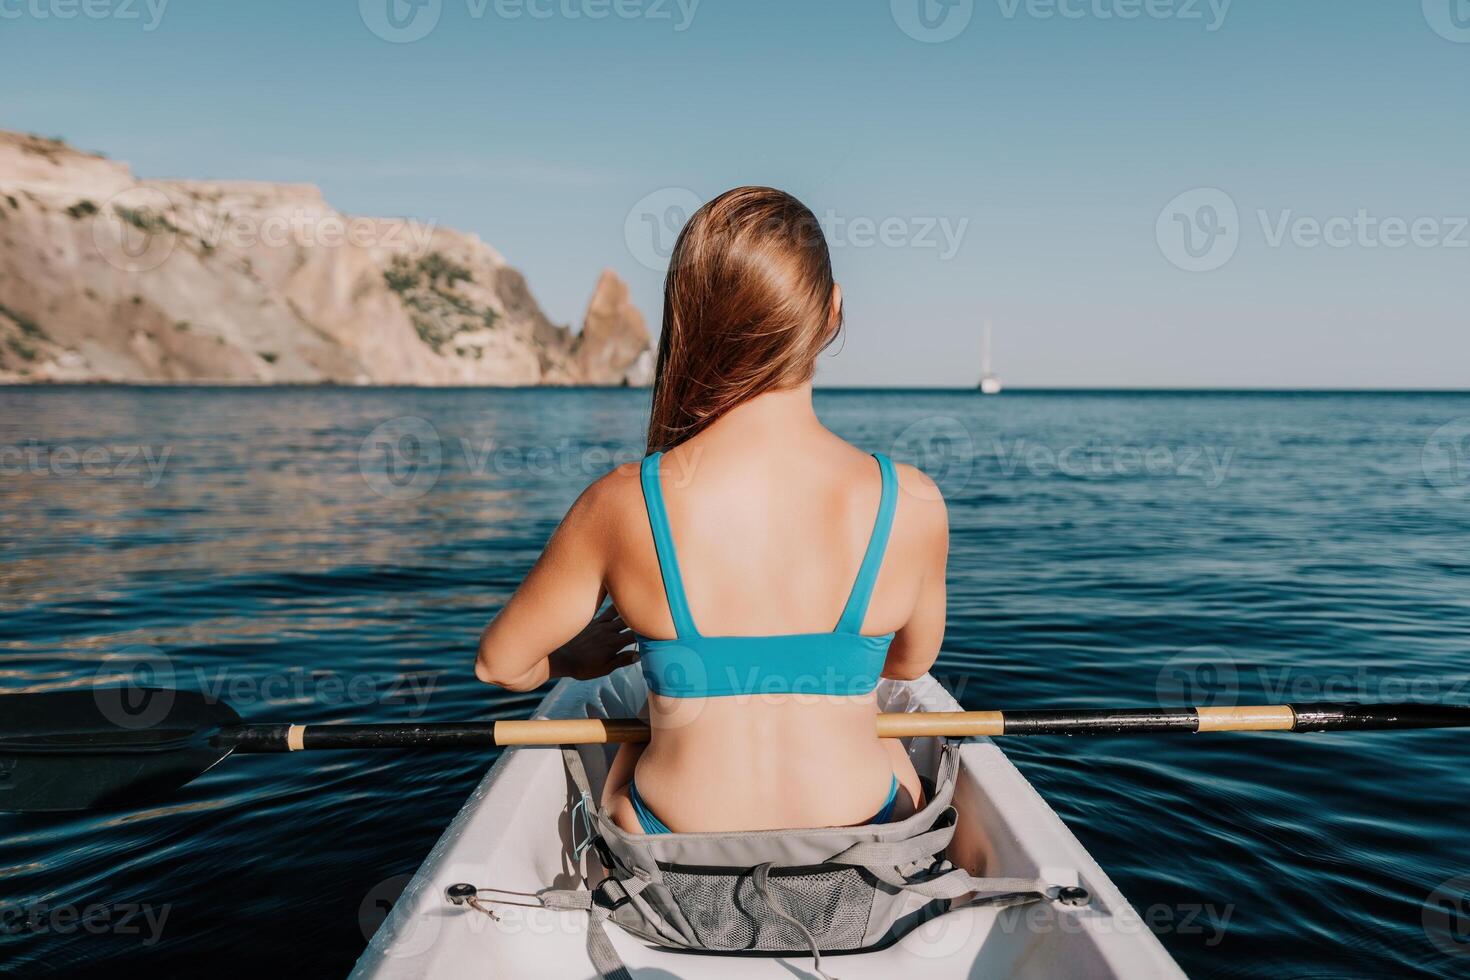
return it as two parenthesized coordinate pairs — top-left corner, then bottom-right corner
(3, 0), (1466, 387)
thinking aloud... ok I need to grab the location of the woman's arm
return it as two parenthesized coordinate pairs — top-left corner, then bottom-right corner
(882, 467), (949, 681)
(474, 477), (635, 691)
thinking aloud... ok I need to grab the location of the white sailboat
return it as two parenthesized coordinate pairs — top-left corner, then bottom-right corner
(979, 320), (1002, 394)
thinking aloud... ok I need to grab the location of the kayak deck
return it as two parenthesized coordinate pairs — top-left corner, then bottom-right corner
(352, 673), (1185, 979)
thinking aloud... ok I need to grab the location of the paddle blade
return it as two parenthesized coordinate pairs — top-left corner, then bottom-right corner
(0, 688), (240, 813)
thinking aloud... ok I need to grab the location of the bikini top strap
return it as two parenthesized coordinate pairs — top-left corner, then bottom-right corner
(640, 452), (699, 637)
(835, 453), (899, 634)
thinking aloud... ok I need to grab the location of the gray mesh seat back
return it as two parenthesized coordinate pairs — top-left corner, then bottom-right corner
(573, 738), (964, 954)
(530, 675), (1054, 979)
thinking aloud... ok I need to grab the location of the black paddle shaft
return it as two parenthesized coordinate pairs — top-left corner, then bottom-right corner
(218, 722), (499, 752)
(1288, 702), (1470, 732)
(998, 702), (1470, 735)
(3, 688), (1470, 813)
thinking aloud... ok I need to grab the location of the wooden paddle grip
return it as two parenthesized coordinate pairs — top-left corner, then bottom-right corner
(490, 712), (1008, 745)
(493, 718), (651, 745)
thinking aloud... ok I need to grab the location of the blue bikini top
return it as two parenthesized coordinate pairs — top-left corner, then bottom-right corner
(635, 451), (898, 699)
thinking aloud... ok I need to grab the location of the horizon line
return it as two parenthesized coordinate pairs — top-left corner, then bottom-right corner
(3, 383), (1469, 395)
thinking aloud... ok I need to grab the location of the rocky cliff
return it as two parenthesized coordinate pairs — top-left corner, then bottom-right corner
(0, 131), (652, 385)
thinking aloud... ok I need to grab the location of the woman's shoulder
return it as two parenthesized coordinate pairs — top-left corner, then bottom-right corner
(831, 439), (945, 518)
(560, 460), (647, 537)
(889, 460), (942, 503)
(887, 460), (948, 543)
(829, 439), (947, 549)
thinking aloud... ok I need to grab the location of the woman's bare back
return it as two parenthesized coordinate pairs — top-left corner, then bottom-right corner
(590, 390), (949, 831)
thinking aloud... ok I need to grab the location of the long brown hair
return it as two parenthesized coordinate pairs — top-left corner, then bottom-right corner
(646, 186), (840, 453)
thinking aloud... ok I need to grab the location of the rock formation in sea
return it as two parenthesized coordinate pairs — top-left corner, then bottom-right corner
(0, 131), (653, 386)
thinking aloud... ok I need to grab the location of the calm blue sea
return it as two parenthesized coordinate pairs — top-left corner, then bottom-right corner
(2, 387), (1469, 978)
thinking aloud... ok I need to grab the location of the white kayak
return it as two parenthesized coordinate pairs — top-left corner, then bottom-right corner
(352, 672), (1186, 979)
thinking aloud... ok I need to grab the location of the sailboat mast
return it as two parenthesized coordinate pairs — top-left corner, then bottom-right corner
(979, 319), (1002, 394)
